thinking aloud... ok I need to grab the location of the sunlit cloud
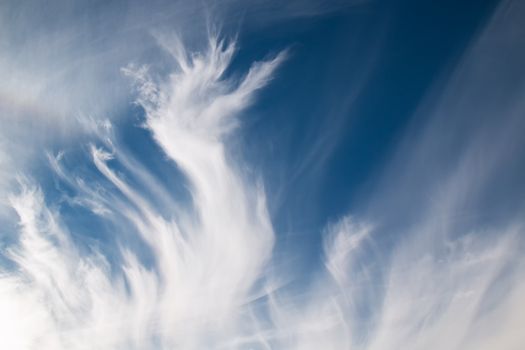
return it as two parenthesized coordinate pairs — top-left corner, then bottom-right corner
(1, 0), (524, 349)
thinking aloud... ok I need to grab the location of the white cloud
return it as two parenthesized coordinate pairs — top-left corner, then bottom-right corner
(0, 34), (286, 349)
(1, 0), (524, 349)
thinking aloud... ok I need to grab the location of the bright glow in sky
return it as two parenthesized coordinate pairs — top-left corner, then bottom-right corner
(1, 0), (524, 349)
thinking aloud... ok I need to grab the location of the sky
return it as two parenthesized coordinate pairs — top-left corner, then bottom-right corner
(0, 0), (524, 349)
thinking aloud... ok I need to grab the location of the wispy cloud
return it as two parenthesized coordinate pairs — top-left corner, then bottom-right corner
(0, 34), (286, 349)
(1, 0), (524, 349)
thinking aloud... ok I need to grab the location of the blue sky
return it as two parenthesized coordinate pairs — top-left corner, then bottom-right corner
(1, 0), (524, 349)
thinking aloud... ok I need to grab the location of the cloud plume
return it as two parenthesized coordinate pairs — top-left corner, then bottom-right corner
(1, 35), (287, 349)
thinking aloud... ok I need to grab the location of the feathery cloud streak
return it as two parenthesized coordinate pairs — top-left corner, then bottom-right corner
(1, 1), (525, 349)
(1, 36), (286, 349)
